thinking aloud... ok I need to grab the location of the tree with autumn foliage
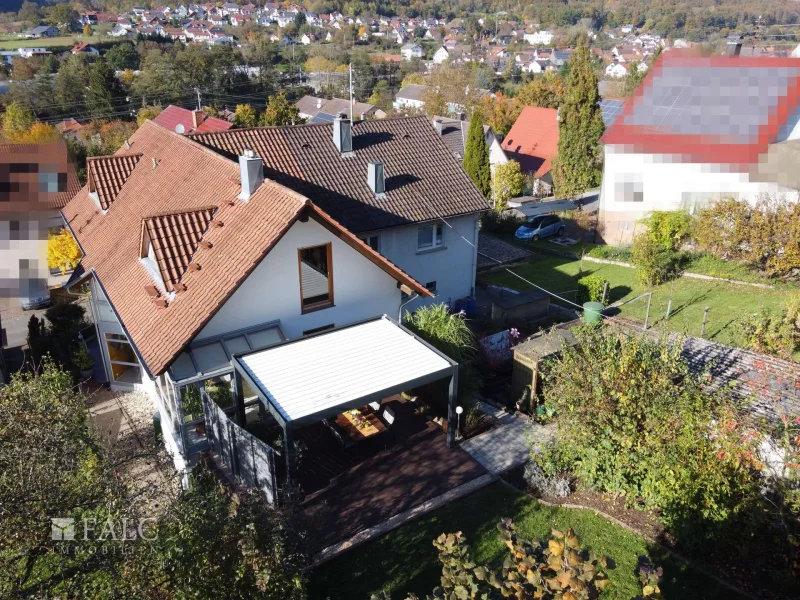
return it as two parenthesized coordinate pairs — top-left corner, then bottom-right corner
(47, 229), (82, 275)
(515, 71), (566, 109)
(260, 91), (303, 126)
(136, 105), (163, 126)
(551, 39), (604, 198)
(1, 101), (34, 141)
(476, 91), (521, 137)
(492, 160), (526, 210)
(233, 104), (258, 128)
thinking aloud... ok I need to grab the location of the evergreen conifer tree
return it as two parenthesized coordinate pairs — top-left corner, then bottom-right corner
(552, 38), (605, 198)
(463, 114), (491, 198)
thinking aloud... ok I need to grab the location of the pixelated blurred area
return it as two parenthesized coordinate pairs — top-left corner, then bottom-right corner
(0, 140), (80, 317)
(598, 51), (800, 245)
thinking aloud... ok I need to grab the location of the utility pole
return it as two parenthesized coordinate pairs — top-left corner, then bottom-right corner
(349, 63), (354, 121)
(753, 15), (763, 52)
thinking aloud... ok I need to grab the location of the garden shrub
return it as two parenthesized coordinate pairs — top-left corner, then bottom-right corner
(523, 461), (571, 498)
(577, 274), (608, 304)
(380, 520), (615, 600)
(631, 211), (693, 285)
(586, 245), (633, 262)
(640, 210), (693, 251)
(693, 198), (751, 261)
(480, 210), (525, 235)
(537, 325), (764, 549)
(693, 195), (800, 278)
(735, 293), (800, 358)
(404, 303), (476, 363)
(631, 234), (684, 286)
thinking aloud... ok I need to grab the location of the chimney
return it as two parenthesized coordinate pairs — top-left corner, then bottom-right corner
(333, 114), (353, 155)
(238, 148), (263, 202)
(367, 161), (385, 196)
(432, 118), (443, 135)
(192, 110), (203, 129)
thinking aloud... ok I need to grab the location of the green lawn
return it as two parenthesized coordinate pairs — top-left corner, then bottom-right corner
(0, 35), (96, 50)
(480, 255), (799, 358)
(309, 482), (741, 600)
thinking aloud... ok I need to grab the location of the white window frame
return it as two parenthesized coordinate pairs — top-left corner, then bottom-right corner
(360, 234), (380, 252)
(417, 223), (444, 251)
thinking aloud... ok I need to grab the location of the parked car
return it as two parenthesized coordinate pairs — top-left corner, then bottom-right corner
(514, 215), (565, 241)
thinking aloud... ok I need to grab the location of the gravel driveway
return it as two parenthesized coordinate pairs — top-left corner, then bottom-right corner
(84, 384), (181, 515)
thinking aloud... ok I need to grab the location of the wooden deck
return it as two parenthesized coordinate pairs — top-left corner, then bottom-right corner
(296, 396), (487, 549)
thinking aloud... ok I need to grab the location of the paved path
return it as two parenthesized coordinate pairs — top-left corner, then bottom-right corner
(85, 386), (180, 515)
(460, 407), (555, 476)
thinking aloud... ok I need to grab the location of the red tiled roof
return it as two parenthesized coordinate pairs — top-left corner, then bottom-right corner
(142, 207), (216, 292)
(62, 121), (430, 376)
(87, 153), (142, 210)
(502, 106), (559, 178)
(151, 104), (232, 134)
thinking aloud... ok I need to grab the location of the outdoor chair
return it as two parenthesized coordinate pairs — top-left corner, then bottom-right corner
(378, 406), (396, 447)
(368, 401), (381, 411)
(327, 420), (357, 454)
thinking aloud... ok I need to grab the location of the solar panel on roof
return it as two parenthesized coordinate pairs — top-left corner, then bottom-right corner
(623, 64), (800, 143)
(600, 99), (625, 127)
(310, 112), (336, 124)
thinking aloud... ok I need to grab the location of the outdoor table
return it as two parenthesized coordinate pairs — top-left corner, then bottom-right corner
(336, 407), (387, 441)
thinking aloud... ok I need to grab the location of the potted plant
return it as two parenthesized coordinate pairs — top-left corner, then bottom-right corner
(72, 346), (93, 380)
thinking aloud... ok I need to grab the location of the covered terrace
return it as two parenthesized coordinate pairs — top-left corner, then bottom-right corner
(231, 316), (462, 480)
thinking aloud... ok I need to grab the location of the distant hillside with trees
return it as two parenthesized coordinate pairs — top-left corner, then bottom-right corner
(4, 0), (799, 40)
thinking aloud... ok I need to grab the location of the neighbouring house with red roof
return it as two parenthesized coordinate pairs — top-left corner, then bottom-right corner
(60, 115), (488, 478)
(55, 118), (87, 141)
(501, 106), (559, 196)
(598, 52), (800, 244)
(71, 42), (100, 56)
(1, 141), (80, 310)
(150, 105), (233, 134)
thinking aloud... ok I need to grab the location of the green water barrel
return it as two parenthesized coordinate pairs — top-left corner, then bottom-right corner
(583, 302), (604, 324)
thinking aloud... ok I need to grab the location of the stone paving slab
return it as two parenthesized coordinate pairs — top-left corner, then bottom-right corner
(460, 417), (555, 476)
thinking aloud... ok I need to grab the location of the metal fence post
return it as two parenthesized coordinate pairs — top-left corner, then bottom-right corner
(665, 299), (672, 321)
(644, 292), (653, 330)
(701, 307), (710, 337)
(601, 282), (608, 305)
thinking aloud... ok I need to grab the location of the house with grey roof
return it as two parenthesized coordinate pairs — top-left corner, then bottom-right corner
(26, 25), (60, 38)
(431, 116), (508, 171)
(393, 83), (431, 111)
(295, 95), (386, 122)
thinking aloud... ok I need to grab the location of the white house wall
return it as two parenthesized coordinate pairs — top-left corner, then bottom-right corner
(196, 218), (402, 341)
(599, 147), (797, 244)
(360, 214), (480, 312)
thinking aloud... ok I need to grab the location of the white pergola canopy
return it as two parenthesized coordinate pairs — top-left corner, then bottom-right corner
(232, 316), (457, 428)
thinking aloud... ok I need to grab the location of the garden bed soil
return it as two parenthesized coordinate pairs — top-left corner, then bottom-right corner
(501, 466), (796, 600)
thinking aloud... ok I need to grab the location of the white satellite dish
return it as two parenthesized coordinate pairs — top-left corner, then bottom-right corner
(174, 123), (186, 134)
